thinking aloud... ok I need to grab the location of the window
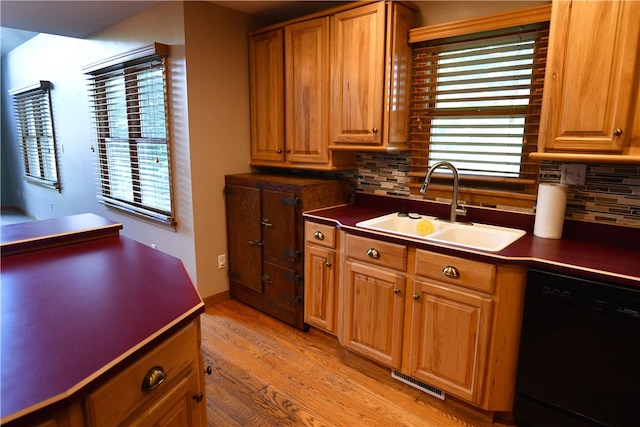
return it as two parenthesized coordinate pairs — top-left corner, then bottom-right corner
(9, 80), (60, 191)
(408, 6), (551, 208)
(84, 43), (175, 226)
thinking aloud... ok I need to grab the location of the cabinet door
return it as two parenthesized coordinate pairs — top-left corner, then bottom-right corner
(249, 29), (285, 161)
(285, 17), (330, 164)
(261, 188), (298, 263)
(540, 0), (640, 152)
(263, 261), (300, 310)
(332, 2), (386, 145)
(226, 185), (262, 292)
(304, 244), (336, 333)
(409, 279), (493, 404)
(342, 260), (405, 369)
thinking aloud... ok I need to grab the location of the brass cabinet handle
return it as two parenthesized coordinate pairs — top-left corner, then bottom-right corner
(412, 294), (420, 300)
(325, 261), (332, 268)
(249, 239), (264, 246)
(277, 149), (282, 153)
(192, 392), (204, 403)
(204, 365), (212, 375)
(394, 288), (401, 295)
(313, 231), (325, 240)
(372, 127), (378, 133)
(262, 274), (272, 284)
(366, 248), (380, 259)
(613, 128), (623, 136)
(261, 218), (272, 227)
(442, 265), (460, 279)
(141, 366), (166, 391)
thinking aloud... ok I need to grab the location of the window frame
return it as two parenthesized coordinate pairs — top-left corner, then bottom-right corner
(408, 5), (552, 209)
(9, 80), (61, 191)
(83, 43), (176, 227)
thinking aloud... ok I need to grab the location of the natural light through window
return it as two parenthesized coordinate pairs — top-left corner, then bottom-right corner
(428, 38), (536, 177)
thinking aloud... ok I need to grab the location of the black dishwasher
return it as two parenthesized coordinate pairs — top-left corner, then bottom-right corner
(514, 269), (640, 427)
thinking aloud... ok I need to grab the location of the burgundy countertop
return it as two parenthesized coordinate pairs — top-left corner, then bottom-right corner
(1, 233), (204, 423)
(1, 213), (123, 256)
(304, 194), (640, 287)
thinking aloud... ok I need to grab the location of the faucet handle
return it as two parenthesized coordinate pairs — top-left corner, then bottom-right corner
(456, 203), (467, 216)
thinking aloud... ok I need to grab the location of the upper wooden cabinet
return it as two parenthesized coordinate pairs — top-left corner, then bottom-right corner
(285, 18), (331, 165)
(249, 30), (285, 163)
(249, 18), (355, 170)
(531, 0), (640, 162)
(330, 1), (415, 151)
(248, 1), (416, 170)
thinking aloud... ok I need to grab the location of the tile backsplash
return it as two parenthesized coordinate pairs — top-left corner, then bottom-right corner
(340, 153), (640, 228)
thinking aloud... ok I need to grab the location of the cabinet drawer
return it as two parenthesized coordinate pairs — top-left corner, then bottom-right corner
(415, 250), (495, 294)
(346, 234), (407, 271)
(86, 321), (199, 426)
(305, 221), (336, 248)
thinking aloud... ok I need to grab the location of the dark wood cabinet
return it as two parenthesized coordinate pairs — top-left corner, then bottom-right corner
(224, 173), (351, 330)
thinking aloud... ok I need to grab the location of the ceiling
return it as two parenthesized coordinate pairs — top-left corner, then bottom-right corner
(0, 1), (347, 57)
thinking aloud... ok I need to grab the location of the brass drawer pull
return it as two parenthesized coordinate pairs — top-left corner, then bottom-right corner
(193, 392), (204, 403)
(325, 261), (332, 268)
(394, 288), (401, 295)
(313, 231), (325, 240)
(613, 128), (623, 136)
(248, 239), (264, 246)
(366, 248), (380, 259)
(442, 265), (460, 279)
(141, 366), (166, 391)
(261, 218), (273, 227)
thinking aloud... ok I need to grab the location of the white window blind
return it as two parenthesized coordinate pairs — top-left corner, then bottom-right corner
(9, 80), (60, 191)
(409, 21), (549, 207)
(84, 43), (175, 226)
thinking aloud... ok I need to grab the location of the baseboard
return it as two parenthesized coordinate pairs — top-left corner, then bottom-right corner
(203, 291), (230, 309)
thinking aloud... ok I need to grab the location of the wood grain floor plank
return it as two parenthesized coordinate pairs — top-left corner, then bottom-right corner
(202, 300), (513, 427)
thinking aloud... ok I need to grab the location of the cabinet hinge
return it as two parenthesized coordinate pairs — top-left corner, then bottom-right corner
(282, 272), (303, 285)
(281, 197), (301, 207)
(282, 249), (302, 261)
(284, 293), (303, 306)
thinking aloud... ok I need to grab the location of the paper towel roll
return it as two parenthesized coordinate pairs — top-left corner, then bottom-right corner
(534, 183), (568, 239)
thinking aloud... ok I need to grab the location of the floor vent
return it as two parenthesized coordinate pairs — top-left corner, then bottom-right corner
(391, 370), (445, 400)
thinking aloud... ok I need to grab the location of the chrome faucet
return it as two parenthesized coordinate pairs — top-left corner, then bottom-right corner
(419, 161), (467, 222)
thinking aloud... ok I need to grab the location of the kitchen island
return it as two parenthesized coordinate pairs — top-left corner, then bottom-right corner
(1, 215), (206, 426)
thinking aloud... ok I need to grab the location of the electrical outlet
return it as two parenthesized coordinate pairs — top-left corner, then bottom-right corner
(561, 163), (587, 186)
(218, 254), (227, 269)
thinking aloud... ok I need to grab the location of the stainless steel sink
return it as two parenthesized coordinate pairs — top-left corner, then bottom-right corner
(356, 212), (526, 252)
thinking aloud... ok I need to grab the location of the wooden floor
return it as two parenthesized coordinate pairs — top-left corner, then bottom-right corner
(201, 300), (514, 427)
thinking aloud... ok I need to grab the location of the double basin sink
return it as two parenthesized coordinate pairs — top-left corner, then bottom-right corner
(356, 212), (526, 252)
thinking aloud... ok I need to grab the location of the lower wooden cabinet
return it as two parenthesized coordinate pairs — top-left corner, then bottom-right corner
(303, 224), (526, 412)
(85, 321), (206, 426)
(25, 320), (206, 427)
(339, 233), (408, 369)
(304, 221), (339, 333)
(342, 260), (406, 369)
(225, 174), (351, 330)
(408, 279), (493, 403)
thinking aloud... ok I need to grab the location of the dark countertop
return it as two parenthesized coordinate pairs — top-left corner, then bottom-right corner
(1, 213), (123, 256)
(304, 194), (640, 287)
(1, 219), (204, 424)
